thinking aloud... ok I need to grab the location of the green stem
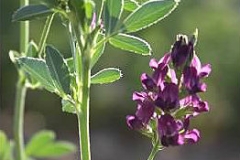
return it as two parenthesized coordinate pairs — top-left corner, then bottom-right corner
(13, 0), (29, 159)
(97, 0), (105, 24)
(13, 76), (27, 160)
(20, 0), (29, 54)
(38, 13), (55, 57)
(77, 53), (91, 160)
(147, 141), (161, 160)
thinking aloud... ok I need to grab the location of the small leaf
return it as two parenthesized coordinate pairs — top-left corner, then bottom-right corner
(121, 0), (179, 33)
(0, 131), (12, 160)
(12, 4), (54, 22)
(91, 68), (122, 84)
(85, 0), (95, 19)
(17, 57), (55, 92)
(32, 141), (76, 158)
(174, 107), (194, 119)
(26, 40), (38, 57)
(124, 0), (139, 12)
(61, 99), (76, 114)
(90, 34), (106, 68)
(104, 0), (124, 35)
(45, 45), (71, 95)
(25, 130), (76, 158)
(66, 57), (74, 73)
(25, 130), (55, 156)
(109, 33), (152, 55)
(9, 50), (20, 64)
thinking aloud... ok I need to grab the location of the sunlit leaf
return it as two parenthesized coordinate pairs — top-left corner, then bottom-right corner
(121, 0), (179, 33)
(109, 33), (152, 55)
(91, 68), (122, 84)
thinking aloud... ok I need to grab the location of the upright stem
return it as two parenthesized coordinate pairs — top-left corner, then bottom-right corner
(38, 13), (55, 57)
(147, 141), (161, 160)
(14, 76), (27, 160)
(14, 0), (29, 160)
(77, 54), (91, 160)
(20, 0), (29, 54)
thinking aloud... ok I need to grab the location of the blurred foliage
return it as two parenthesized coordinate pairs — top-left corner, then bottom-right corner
(1, 0), (240, 160)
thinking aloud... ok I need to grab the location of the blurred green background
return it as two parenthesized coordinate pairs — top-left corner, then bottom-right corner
(1, 0), (240, 160)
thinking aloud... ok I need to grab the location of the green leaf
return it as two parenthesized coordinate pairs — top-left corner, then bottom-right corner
(174, 107), (194, 119)
(9, 50), (20, 64)
(26, 40), (38, 57)
(66, 57), (74, 73)
(12, 4), (54, 22)
(25, 130), (55, 156)
(70, 0), (85, 28)
(45, 45), (71, 95)
(90, 34), (106, 68)
(121, 0), (179, 33)
(0, 131), (12, 160)
(26, 130), (76, 158)
(61, 99), (76, 114)
(109, 33), (152, 55)
(32, 141), (76, 158)
(91, 68), (122, 84)
(104, 0), (124, 35)
(85, 0), (95, 19)
(17, 57), (55, 92)
(124, 0), (139, 12)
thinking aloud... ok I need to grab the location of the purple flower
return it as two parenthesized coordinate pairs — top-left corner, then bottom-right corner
(90, 12), (96, 30)
(180, 95), (209, 116)
(126, 92), (155, 130)
(171, 35), (194, 68)
(126, 32), (210, 149)
(155, 82), (179, 111)
(158, 115), (200, 147)
(183, 55), (211, 94)
(141, 73), (156, 91)
(158, 114), (184, 146)
(135, 98), (155, 124)
(149, 54), (170, 89)
(126, 115), (144, 130)
(184, 129), (200, 144)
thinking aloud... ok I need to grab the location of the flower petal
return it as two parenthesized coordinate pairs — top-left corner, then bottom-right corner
(199, 64), (211, 78)
(184, 129), (200, 144)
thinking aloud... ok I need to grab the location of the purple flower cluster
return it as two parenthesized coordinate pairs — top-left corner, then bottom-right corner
(126, 34), (211, 147)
